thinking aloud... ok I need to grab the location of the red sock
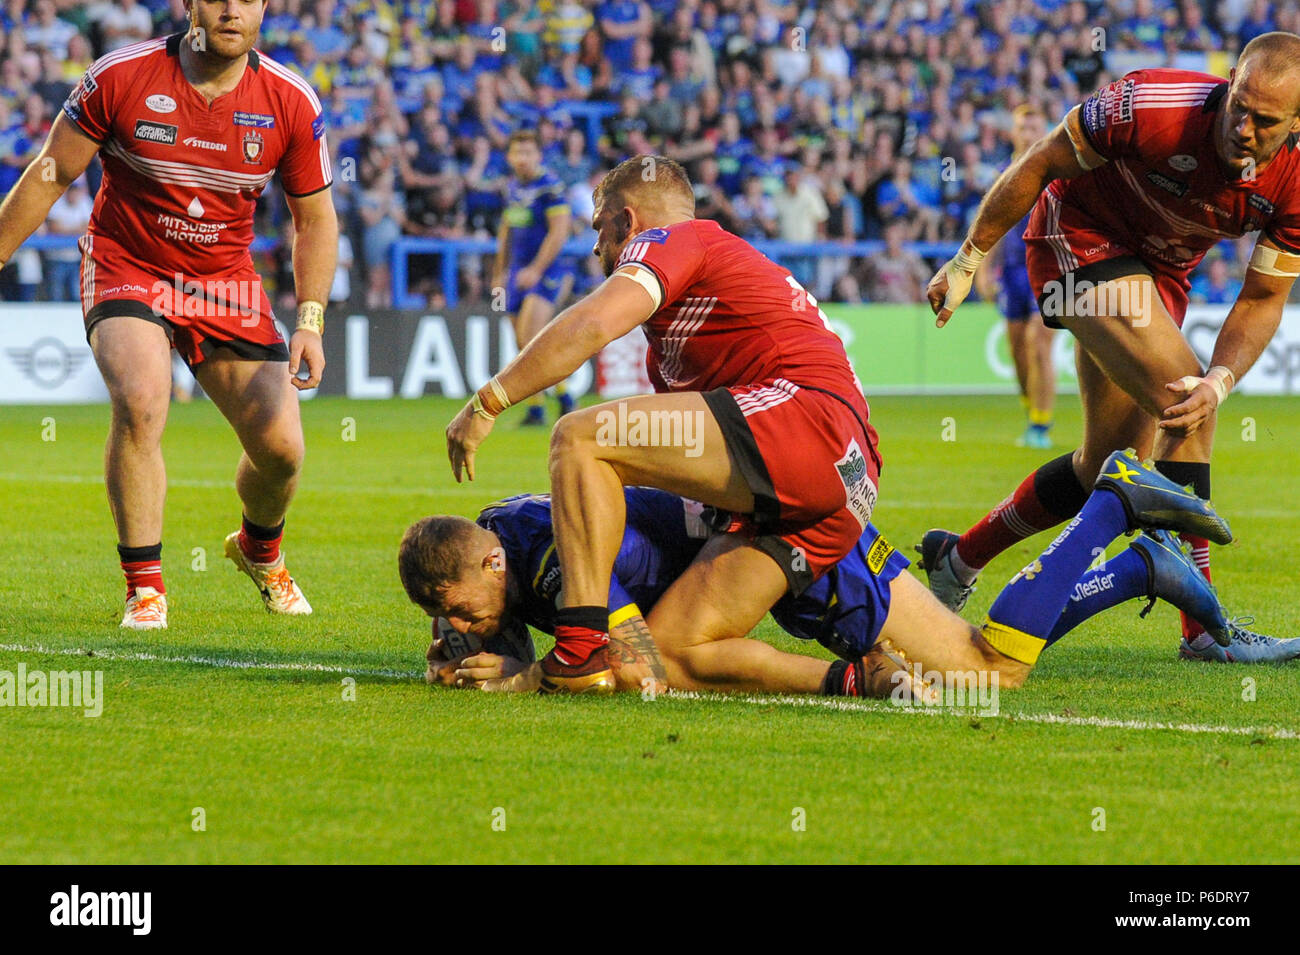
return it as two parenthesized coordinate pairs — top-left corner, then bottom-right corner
(238, 516), (284, 564)
(1179, 534), (1211, 640)
(119, 543), (164, 599)
(956, 470), (1071, 569)
(552, 606), (609, 665)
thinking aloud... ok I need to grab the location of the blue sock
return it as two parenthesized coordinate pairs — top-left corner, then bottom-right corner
(1043, 546), (1150, 646)
(982, 489), (1129, 664)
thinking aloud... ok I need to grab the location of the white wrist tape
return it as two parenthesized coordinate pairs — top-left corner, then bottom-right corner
(1248, 243), (1300, 278)
(613, 265), (663, 311)
(488, 375), (512, 411)
(1177, 365), (1234, 406)
(950, 239), (988, 275)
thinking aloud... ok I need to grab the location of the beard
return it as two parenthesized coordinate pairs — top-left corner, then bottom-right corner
(191, 22), (257, 61)
(599, 220), (631, 276)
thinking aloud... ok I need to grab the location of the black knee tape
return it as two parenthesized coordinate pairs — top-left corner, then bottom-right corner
(555, 605), (610, 633)
(1155, 460), (1210, 500)
(1032, 453), (1089, 518)
(117, 542), (162, 562)
(241, 516), (285, 541)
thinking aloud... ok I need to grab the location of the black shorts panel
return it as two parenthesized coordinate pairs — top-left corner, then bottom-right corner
(700, 386), (780, 533)
(1037, 254), (1153, 329)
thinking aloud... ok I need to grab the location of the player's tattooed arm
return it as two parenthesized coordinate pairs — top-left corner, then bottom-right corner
(609, 610), (669, 693)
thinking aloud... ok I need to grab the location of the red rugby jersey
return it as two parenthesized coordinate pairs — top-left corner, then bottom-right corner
(1037, 68), (1300, 279)
(62, 33), (332, 280)
(616, 219), (868, 405)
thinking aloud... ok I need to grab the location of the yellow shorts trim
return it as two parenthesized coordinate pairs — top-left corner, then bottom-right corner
(981, 619), (1046, 665)
(608, 603), (641, 629)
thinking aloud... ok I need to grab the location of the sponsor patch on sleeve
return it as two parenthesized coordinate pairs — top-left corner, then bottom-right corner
(1248, 193), (1276, 216)
(62, 73), (98, 122)
(633, 227), (670, 244)
(1112, 78), (1135, 125)
(865, 535), (896, 576)
(311, 114), (325, 140)
(1082, 93), (1106, 133)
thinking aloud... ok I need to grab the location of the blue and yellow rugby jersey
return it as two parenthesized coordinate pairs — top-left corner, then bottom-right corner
(474, 490), (911, 662)
(503, 170), (570, 268)
(476, 488), (710, 635)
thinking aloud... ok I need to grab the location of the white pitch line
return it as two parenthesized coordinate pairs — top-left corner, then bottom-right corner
(667, 690), (1300, 739)
(0, 642), (1295, 740)
(0, 642), (420, 680)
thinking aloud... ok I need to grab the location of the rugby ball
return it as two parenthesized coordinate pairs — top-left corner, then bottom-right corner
(433, 617), (482, 659)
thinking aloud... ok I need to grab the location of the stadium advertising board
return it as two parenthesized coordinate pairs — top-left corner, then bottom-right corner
(822, 303), (1300, 396)
(4, 303), (1299, 401)
(318, 309), (593, 399)
(0, 304), (110, 403)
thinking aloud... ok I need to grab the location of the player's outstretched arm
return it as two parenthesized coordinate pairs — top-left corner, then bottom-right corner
(445, 270), (657, 482)
(1161, 238), (1300, 436)
(927, 105), (1102, 327)
(0, 114), (100, 269)
(285, 188), (339, 390)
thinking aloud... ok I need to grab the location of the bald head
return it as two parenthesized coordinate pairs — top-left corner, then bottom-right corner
(1238, 32), (1300, 101)
(1217, 33), (1300, 175)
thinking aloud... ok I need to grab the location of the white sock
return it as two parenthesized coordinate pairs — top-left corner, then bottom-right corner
(948, 545), (981, 585)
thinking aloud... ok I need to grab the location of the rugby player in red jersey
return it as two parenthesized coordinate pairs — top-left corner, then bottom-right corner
(447, 154), (887, 693)
(0, 0), (337, 629)
(923, 32), (1300, 664)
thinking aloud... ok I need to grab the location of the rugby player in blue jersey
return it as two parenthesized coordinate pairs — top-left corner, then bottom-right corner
(491, 130), (579, 425)
(975, 104), (1057, 449)
(399, 453), (1297, 697)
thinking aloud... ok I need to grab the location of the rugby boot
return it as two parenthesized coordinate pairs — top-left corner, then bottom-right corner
(121, 586), (168, 630)
(1094, 448), (1232, 545)
(538, 644), (616, 695)
(1129, 530), (1230, 646)
(224, 532), (313, 614)
(915, 528), (977, 613)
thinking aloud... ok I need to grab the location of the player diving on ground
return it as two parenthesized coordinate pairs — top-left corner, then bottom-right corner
(401, 453), (1298, 699)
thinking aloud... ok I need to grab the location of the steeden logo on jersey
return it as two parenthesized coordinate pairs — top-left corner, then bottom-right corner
(134, 120), (177, 145)
(183, 136), (227, 152)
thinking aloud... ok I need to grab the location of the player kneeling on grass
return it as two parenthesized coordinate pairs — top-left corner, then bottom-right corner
(400, 452), (1296, 698)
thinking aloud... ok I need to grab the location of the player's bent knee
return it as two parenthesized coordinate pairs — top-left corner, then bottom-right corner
(547, 408), (600, 464)
(969, 626), (1030, 688)
(109, 388), (170, 438)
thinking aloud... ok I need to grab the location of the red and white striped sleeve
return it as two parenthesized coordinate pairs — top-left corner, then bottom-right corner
(263, 58), (332, 197)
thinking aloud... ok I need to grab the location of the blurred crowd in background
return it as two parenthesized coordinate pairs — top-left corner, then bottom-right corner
(0, 0), (1295, 309)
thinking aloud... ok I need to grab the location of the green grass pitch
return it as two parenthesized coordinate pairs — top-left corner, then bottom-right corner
(1, 393), (1297, 864)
